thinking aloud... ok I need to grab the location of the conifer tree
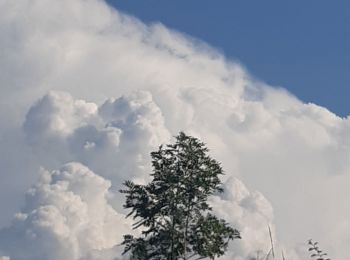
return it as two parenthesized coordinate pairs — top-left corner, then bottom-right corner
(120, 132), (240, 260)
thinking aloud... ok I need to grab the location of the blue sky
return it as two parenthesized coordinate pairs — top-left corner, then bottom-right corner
(108, 0), (350, 117)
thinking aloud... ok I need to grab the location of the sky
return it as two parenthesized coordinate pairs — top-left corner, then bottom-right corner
(109, 0), (350, 117)
(0, 0), (349, 259)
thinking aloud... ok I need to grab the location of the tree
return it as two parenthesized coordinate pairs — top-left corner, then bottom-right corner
(120, 132), (241, 260)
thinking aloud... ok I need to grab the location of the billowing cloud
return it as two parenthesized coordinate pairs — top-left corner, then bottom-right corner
(210, 177), (275, 260)
(23, 90), (170, 186)
(0, 162), (278, 260)
(0, 0), (349, 259)
(0, 162), (282, 260)
(0, 163), (131, 260)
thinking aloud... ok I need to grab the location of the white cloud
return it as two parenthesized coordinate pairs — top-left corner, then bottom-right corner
(23, 90), (170, 187)
(0, 162), (273, 260)
(210, 177), (275, 259)
(0, 0), (349, 259)
(0, 163), (131, 260)
(0, 162), (278, 260)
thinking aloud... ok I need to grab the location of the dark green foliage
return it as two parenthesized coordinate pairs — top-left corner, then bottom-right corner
(307, 239), (330, 260)
(190, 214), (240, 259)
(120, 132), (240, 259)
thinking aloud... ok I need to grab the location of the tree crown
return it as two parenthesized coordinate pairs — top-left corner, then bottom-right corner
(121, 132), (240, 260)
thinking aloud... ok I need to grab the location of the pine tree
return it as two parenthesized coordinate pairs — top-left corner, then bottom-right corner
(120, 132), (241, 260)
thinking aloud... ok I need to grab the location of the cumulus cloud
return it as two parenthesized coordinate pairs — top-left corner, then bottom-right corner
(0, 163), (131, 260)
(0, 0), (350, 259)
(210, 177), (275, 259)
(0, 161), (280, 260)
(23, 90), (170, 186)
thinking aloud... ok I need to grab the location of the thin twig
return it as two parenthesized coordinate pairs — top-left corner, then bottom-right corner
(268, 225), (275, 259)
(265, 248), (272, 260)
